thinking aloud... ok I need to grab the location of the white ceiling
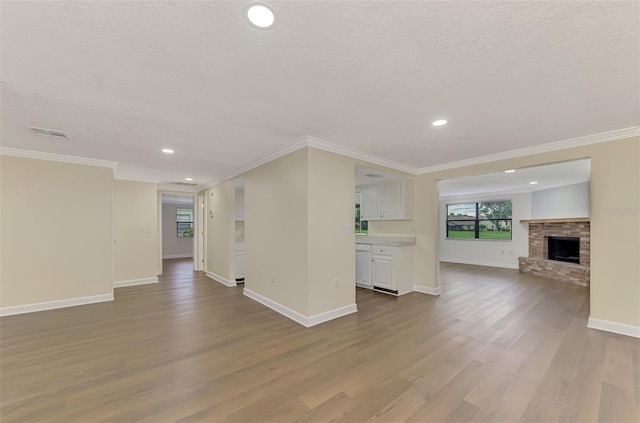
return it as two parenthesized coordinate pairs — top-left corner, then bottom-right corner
(438, 159), (591, 199)
(1, 2), (638, 185)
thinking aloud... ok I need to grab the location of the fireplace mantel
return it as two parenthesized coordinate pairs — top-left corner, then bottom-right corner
(520, 217), (590, 224)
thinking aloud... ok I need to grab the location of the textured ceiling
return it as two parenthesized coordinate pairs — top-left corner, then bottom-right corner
(1, 1), (638, 184)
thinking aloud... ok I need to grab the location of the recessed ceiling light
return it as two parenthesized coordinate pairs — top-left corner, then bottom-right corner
(529, 181), (538, 185)
(185, 178), (193, 181)
(432, 119), (448, 127)
(246, 3), (275, 29)
(162, 148), (174, 154)
(505, 169), (516, 173)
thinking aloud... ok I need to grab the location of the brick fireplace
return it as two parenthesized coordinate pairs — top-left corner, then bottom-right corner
(518, 218), (590, 286)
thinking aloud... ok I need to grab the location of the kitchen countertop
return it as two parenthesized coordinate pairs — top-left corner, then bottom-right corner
(356, 235), (416, 246)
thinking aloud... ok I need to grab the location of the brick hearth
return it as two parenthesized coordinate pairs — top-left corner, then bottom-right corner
(519, 219), (590, 286)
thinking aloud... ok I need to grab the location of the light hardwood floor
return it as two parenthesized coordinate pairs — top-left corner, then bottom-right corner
(1, 259), (638, 422)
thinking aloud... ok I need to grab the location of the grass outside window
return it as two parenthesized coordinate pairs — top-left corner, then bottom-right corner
(446, 201), (512, 240)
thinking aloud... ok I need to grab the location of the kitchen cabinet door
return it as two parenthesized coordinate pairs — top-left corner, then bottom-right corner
(360, 184), (379, 220)
(235, 187), (244, 220)
(372, 254), (394, 290)
(235, 251), (245, 279)
(356, 249), (372, 287)
(380, 179), (403, 219)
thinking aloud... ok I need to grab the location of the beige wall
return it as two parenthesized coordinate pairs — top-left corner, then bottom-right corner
(0, 156), (113, 307)
(114, 180), (158, 283)
(245, 148), (310, 315)
(413, 136), (640, 328)
(307, 148), (356, 315)
(205, 179), (235, 282)
(162, 202), (193, 258)
(243, 147), (356, 317)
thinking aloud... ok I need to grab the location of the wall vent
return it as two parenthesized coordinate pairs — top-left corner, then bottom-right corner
(160, 181), (199, 187)
(364, 173), (383, 178)
(27, 126), (69, 140)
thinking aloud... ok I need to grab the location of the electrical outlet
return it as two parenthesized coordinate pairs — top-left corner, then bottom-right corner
(271, 273), (275, 283)
(143, 225), (150, 233)
(334, 278), (339, 288)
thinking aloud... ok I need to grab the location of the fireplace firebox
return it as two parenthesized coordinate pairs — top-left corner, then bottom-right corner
(548, 237), (580, 264)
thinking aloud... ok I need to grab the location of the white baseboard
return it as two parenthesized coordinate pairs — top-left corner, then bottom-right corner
(243, 288), (357, 327)
(114, 276), (159, 288)
(587, 316), (640, 338)
(414, 285), (442, 296)
(206, 271), (236, 287)
(440, 259), (519, 269)
(163, 254), (193, 259)
(307, 303), (358, 327)
(0, 293), (114, 317)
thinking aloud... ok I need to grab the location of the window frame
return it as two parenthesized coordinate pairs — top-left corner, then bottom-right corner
(446, 200), (512, 240)
(176, 208), (194, 238)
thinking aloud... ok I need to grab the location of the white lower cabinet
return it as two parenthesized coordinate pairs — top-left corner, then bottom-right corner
(371, 245), (412, 295)
(235, 252), (245, 280)
(372, 255), (394, 290)
(235, 243), (245, 281)
(356, 246), (372, 288)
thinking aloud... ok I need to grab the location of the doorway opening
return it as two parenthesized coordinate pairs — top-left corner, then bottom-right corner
(158, 193), (201, 275)
(437, 158), (591, 290)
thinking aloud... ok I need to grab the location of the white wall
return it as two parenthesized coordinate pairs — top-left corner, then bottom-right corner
(439, 192), (532, 269)
(114, 180), (158, 283)
(532, 182), (590, 219)
(162, 202), (193, 258)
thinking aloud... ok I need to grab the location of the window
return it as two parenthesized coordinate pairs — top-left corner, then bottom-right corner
(177, 208), (193, 238)
(446, 200), (512, 240)
(355, 202), (368, 235)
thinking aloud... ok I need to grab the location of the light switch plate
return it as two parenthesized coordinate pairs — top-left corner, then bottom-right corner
(344, 225), (353, 235)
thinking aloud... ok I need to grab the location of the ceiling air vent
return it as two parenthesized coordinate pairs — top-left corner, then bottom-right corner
(27, 126), (69, 140)
(161, 181), (199, 187)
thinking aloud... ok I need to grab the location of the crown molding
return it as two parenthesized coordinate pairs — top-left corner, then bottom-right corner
(418, 126), (640, 174)
(305, 135), (419, 175)
(196, 134), (419, 191)
(196, 135), (309, 191)
(0, 147), (118, 169)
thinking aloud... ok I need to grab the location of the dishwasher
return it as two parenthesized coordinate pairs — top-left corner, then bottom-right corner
(356, 244), (372, 288)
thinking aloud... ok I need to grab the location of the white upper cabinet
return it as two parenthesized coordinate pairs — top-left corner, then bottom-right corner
(235, 187), (244, 220)
(360, 184), (379, 220)
(380, 179), (403, 219)
(358, 177), (414, 221)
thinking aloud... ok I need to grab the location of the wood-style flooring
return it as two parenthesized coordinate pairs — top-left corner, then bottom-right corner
(1, 259), (638, 422)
